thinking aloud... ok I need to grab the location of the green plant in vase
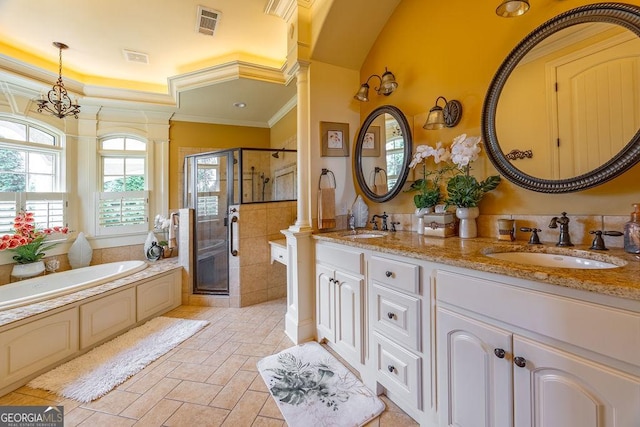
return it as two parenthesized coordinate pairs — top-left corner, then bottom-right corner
(443, 134), (501, 238)
(406, 142), (455, 212)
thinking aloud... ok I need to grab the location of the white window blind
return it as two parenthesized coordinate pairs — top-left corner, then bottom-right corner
(95, 190), (148, 236)
(0, 192), (67, 235)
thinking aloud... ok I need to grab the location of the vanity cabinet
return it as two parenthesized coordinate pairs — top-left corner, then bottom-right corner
(315, 242), (365, 368)
(436, 269), (640, 427)
(369, 255), (425, 414)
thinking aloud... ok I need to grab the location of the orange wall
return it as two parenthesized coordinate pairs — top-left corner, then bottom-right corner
(360, 0), (640, 215)
(168, 121), (270, 210)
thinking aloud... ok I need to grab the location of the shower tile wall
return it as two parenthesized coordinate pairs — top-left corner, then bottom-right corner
(230, 201), (295, 308)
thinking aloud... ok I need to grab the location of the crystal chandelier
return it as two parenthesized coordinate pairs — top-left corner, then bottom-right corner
(36, 42), (81, 119)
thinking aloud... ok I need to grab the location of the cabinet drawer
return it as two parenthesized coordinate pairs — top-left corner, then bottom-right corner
(371, 283), (421, 351)
(370, 256), (419, 294)
(316, 243), (364, 275)
(270, 240), (287, 266)
(436, 269), (640, 366)
(373, 331), (422, 409)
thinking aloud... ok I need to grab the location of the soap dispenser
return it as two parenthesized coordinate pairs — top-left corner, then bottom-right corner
(624, 203), (640, 254)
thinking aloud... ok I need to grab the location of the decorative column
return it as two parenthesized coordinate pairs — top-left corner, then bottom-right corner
(282, 60), (315, 344)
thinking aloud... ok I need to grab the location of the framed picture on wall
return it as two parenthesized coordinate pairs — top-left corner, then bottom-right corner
(320, 121), (349, 157)
(362, 125), (380, 157)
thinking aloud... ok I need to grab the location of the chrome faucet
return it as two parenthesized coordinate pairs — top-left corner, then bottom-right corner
(548, 212), (573, 247)
(348, 212), (356, 232)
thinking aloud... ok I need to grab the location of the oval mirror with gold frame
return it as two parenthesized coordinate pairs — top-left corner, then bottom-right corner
(355, 105), (412, 202)
(482, 3), (640, 193)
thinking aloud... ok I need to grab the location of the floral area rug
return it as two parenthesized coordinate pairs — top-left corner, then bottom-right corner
(257, 341), (385, 427)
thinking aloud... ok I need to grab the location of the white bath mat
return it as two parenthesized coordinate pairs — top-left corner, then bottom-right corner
(257, 341), (385, 427)
(28, 316), (208, 403)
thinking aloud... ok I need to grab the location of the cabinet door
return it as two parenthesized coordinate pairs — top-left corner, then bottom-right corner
(334, 270), (364, 366)
(316, 263), (335, 342)
(437, 307), (512, 427)
(513, 335), (640, 427)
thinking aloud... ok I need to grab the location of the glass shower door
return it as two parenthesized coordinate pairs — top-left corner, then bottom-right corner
(191, 152), (230, 294)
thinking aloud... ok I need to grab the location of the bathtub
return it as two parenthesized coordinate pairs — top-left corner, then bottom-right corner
(0, 260), (147, 311)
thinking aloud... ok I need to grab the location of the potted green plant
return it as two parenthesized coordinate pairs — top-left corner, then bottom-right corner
(444, 134), (501, 238)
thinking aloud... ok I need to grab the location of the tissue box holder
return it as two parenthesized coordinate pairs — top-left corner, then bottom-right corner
(423, 213), (457, 238)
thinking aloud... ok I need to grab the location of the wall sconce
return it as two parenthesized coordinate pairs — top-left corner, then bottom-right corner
(423, 96), (462, 130)
(496, 0), (530, 17)
(354, 67), (398, 102)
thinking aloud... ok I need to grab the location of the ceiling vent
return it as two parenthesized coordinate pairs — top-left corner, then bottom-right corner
(197, 6), (221, 36)
(123, 49), (149, 64)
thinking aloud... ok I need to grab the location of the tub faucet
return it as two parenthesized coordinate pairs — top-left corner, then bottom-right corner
(548, 212), (573, 247)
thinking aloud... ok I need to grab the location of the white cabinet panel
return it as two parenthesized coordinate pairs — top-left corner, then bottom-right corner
(80, 287), (136, 348)
(513, 335), (640, 427)
(137, 270), (181, 321)
(316, 263), (335, 343)
(334, 270), (364, 366)
(0, 307), (78, 389)
(437, 307), (512, 427)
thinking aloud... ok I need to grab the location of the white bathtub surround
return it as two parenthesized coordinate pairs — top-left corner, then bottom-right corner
(28, 316), (208, 402)
(67, 232), (93, 269)
(0, 259), (179, 328)
(0, 260), (182, 396)
(0, 260), (147, 311)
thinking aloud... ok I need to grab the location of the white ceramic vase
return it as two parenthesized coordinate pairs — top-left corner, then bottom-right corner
(11, 261), (45, 280)
(68, 232), (93, 269)
(456, 207), (480, 239)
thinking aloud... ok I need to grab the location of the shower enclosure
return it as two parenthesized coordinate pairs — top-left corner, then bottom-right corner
(183, 148), (297, 295)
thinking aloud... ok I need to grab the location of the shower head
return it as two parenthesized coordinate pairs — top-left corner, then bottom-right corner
(272, 147), (285, 159)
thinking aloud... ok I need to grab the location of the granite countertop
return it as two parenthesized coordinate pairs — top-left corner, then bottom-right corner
(0, 258), (181, 328)
(314, 230), (640, 302)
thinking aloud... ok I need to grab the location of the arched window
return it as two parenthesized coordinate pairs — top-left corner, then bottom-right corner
(0, 117), (66, 234)
(95, 136), (149, 235)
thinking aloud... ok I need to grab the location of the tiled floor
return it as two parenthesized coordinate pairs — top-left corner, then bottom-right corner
(0, 299), (418, 426)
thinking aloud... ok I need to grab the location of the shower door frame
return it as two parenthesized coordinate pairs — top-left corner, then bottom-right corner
(184, 150), (236, 295)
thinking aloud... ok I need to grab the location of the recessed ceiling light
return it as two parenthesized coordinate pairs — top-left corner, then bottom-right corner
(233, 102), (247, 108)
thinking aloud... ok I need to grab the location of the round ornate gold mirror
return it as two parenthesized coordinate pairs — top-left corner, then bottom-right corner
(355, 105), (412, 202)
(482, 3), (640, 193)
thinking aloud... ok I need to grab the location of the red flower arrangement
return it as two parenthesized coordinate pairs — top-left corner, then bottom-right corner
(0, 211), (69, 264)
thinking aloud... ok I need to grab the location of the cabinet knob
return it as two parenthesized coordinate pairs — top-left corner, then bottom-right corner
(387, 312), (396, 320)
(387, 365), (395, 373)
(514, 356), (527, 368)
(385, 271), (393, 278)
(494, 348), (506, 359)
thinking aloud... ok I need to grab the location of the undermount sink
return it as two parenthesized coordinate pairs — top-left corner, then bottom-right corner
(484, 250), (625, 269)
(340, 231), (387, 239)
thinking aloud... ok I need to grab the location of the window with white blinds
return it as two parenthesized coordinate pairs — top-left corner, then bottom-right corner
(0, 192), (67, 235)
(95, 191), (149, 236)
